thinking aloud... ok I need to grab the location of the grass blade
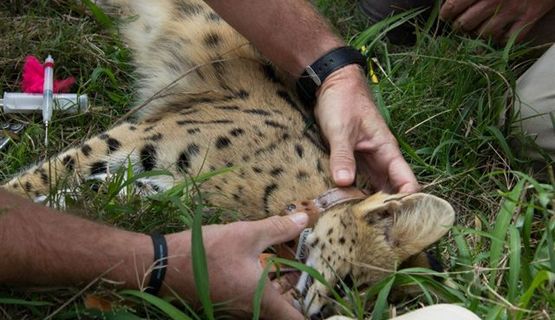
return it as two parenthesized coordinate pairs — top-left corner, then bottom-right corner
(191, 194), (214, 320)
(352, 9), (425, 51)
(515, 270), (554, 320)
(453, 227), (474, 284)
(486, 126), (515, 164)
(270, 257), (345, 304)
(485, 305), (505, 320)
(396, 136), (441, 174)
(489, 179), (524, 285)
(507, 225), (521, 303)
(81, 0), (114, 30)
(519, 202), (535, 288)
(252, 257), (273, 320)
(0, 298), (52, 306)
(542, 206), (555, 273)
(120, 290), (192, 320)
(371, 82), (391, 126)
(370, 276), (395, 320)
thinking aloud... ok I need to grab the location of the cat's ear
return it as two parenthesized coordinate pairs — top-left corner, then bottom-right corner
(353, 192), (455, 256)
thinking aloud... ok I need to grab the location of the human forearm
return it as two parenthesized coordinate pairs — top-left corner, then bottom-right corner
(0, 190), (306, 318)
(203, 1), (419, 191)
(203, 0), (344, 76)
(0, 191), (155, 289)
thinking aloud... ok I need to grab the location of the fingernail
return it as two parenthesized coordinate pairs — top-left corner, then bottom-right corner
(288, 212), (308, 227)
(335, 169), (351, 181)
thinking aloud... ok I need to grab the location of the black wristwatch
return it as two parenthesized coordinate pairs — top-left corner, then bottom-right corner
(296, 46), (367, 104)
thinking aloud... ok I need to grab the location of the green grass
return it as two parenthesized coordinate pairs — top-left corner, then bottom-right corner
(1, 0), (554, 319)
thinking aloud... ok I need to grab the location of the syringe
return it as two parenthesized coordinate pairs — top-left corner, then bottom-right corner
(0, 92), (88, 114)
(43, 55), (54, 146)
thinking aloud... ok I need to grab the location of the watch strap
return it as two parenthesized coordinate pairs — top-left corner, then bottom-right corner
(145, 233), (168, 295)
(296, 46), (367, 103)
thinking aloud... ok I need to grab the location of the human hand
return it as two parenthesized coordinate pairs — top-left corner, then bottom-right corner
(314, 64), (419, 193)
(162, 213), (309, 319)
(440, 0), (555, 43)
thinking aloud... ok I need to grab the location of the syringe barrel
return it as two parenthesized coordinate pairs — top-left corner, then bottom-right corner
(42, 57), (54, 123)
(1, 92), (89, 114)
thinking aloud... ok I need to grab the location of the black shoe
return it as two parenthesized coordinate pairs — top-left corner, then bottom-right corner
(358, 0), (435, 46)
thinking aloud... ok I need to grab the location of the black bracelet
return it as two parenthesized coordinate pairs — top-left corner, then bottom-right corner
(296, 46), (367, 104)
(145, 233), (168, 295)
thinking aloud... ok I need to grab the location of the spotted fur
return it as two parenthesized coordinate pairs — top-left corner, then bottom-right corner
(1, 0), (455, 316)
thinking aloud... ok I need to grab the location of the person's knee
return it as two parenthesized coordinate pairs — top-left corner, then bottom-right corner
(512, 45), (555, 162)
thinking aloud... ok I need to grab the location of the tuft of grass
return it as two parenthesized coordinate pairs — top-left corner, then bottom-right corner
(1, 0), (554, 319)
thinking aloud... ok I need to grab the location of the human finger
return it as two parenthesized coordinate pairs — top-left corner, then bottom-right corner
(328, 133), (356, 186)
(362, 143), (419, 193)
(272, 272), (300, 294)
(387, 153), (420, 193)
(440, 0), (480, 21)
(452, 1), (497, 32)
(361, 153), (388, 192)
(504, 19), (534, 43)
(251, 214), (308, 253)
(261, 282), (304, 320)
(280, 288), (298, 306)
(478, 14), (514, 42)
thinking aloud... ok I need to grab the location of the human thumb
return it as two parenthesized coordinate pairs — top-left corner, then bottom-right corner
(329, 135), (356, 186)
(252, 213), (309, 252)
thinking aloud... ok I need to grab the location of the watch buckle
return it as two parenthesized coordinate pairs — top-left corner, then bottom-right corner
(305, 65), (322, 86)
